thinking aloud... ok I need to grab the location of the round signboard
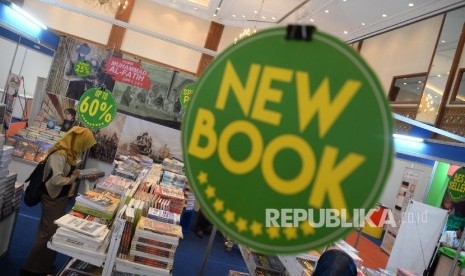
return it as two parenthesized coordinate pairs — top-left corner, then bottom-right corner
(448, 167), (465, 201)
(78, 87), (116, 129)
(182, 27), (393, 254)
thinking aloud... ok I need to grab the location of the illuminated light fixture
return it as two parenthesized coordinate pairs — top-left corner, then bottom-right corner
(361, 22), (366, 26)
(441, 40), (446, 43)
(393, 134), (424, 143)
(382, 14), (387, 17)
(234, 0), (264, 44)
(310, 18), (315, 22)
(272, 16), (276, 20)
(324, 9), (330, 13)
(232, 14), (236, 17)
(83, 0), (129, 13)
(408, 3), (414, 7)
(11, 3), (47, 29)
(343, 31), (348, 34)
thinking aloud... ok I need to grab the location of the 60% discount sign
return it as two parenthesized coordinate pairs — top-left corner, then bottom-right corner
(77, 87), (116, 129)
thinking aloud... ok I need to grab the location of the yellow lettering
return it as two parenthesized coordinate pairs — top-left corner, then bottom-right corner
(215, 61), (261, 116)
(263, 135), (316, 195)
(309, 146), (365, 210)
(188, 108), (217, 159)
(183, 95), (189, 103)
(251, 66), (292, 126)
(296, 74), (361, 138)
(218, 120), (263, 174)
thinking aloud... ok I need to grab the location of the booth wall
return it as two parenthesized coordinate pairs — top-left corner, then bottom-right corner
(378, 157), (434, 210)
(425, 162), (450, 207)
(359, 15), (442, 94)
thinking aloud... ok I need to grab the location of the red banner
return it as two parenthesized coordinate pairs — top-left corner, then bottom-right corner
(104, 57), (151, 89)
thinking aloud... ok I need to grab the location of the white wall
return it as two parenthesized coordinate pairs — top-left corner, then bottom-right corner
(360, 15), (443, 94)
(378, 157), (434, 210)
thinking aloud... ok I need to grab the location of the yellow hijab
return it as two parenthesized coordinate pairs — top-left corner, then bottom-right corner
(48, 126), (97, 165)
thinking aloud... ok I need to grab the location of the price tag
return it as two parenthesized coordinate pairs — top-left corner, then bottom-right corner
(78, 87), (116, 129)
(74, 60), (92, 77)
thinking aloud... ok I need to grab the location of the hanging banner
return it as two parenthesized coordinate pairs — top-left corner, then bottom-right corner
(104, 57), (151, 89)
(78, 87), (117, 129)
(182, 26), (393, 254)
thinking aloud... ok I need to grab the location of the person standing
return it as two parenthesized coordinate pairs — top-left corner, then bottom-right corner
(60, 108), (76, 132)
(20, 126), (96, 276)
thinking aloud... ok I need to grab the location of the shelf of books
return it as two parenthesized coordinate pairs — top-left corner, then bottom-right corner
(47, 155), (191, 276)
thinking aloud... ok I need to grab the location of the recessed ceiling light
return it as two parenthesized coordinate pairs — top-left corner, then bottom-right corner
(242, 15), (246, 18)
(232, 14), (236, 17)
(417, 87), (420, 89)
(382, 14), (387, 17)
(324, 10), (330, 13)
(361, 22), (366, 26)
(213, 13), (217, 16)
(441, 40), (446, 43)
(403, 82), (407, 85)
(272, 17), (276, 20)
(418, 81), (422, 83)
(216, 7), (220, 10)
(262, 16), (266, 19)
(343, 0), (347, 2)
(437, 74), (441, 77)
(254, 10), (258, 14)
(193, 7), (198, 10)
(343, 31), (348, 34)
(408, 3), (414, 7)
(310, 18), (315, 22)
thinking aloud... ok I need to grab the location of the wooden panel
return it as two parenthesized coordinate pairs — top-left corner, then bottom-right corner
(436, 107), (465, 141)
(197, 22), (224, 76)
(107, 0), (135, 50)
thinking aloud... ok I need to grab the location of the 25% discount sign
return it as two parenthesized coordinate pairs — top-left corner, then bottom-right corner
(77, 87), (116, 129)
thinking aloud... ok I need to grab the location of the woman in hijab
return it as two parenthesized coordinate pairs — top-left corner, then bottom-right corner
(21, 127), (96, 276)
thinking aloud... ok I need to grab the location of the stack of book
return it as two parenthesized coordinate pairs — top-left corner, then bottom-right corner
(160, 170), (187, 189)
(184, 186), (195, 211)
(142, 165), (163, 188)
(147, 207), (181, 225)
(128, 216), (183, 271)
(59, 258), (103, 276)
(162, 158), (184, 174)
(78, 168), (106, 180)
(153, 185), (185, 214)
(0, 173), (18, 219)
(73, 189), (121, 221)
(52, 214), (110, 251)
(0, 147), (13, 179)
(249, 252), (287, 276)
(96, 175), (134, 197)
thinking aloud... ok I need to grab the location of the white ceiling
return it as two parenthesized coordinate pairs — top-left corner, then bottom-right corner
(150, 0), (465, 42)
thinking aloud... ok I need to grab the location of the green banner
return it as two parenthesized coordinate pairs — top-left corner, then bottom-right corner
(182, 27), (393, 254)
(449, 167), (465, 201)
(78, 87), (116, 129)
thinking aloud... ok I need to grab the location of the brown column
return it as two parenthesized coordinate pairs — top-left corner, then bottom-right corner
(197, 21), (224, 76)
(107, 0), (135, 50)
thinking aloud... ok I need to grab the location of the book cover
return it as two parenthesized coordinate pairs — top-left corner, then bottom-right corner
(136, 217), (183, 238)
(54, 214), (107, 237)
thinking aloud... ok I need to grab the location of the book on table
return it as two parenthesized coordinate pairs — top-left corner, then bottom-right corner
(54, 214), (108, 238)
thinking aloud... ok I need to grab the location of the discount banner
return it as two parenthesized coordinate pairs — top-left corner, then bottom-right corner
(78, 87), (116, 129)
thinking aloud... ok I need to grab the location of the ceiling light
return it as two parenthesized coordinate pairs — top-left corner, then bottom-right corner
(254, 10), (258, 14)
(441, 40), (446, 43)
(343, 31), (348, 34)
(194, 7), (198, 10)
(213, 13), (217, 16)
(382, 14), (387, 17)
(242, 15), (246, 18)
(408, 3), (414, 7)
(272, 17), (276, 20)
(232, 14), (236, 17)
(325, 10), (330, 13)
(403, 82), (407, 85)
(262, 16), (266, 19)
(437, 74), (441, 77)
(418, 81), (422, 83)
(361, 22), (366, 26)
(310, 18), (315, 22)
(393, 134), (424, 143)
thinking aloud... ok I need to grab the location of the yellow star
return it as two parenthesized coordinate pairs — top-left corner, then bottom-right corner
(267, 226), (280, 239)
(250, 221), (263, 236)
(236, 217), (248, 232)
(213, 199), (224, 212)
(224, 209), (235, 224)
(284, 227), (298, 240)
(197, 171), (208, 185)
(300, 221), (315, 236)
(205, 185), (216, 199)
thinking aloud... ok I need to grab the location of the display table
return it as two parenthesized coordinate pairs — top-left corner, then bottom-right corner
(434, 247), (465, 276)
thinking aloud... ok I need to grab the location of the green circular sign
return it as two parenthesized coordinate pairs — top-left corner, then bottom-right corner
(78, 87), (116, 129)
(448, 167), (465, 201)
(74, 60), (92, 77)
(180, 83), (195, 110)
(182, 27), (393, 254)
